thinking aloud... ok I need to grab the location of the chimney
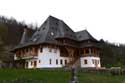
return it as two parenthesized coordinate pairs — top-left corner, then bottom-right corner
(20, 25), (28, 44)
(24, 25), (28, 33)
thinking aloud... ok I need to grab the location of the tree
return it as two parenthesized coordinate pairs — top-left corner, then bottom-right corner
(0, 36), (6, 61)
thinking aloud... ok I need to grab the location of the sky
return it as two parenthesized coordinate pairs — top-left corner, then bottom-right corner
(0, 0), (125, 44)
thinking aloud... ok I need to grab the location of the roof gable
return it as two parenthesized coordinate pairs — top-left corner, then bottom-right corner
(76, 30), (97, 41)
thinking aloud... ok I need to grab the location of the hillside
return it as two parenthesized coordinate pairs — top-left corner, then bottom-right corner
(0, 16), (36, 62)
(100, 40), (125, 68)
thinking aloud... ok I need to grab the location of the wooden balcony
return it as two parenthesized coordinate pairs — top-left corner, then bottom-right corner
(16, 47), (38, 60)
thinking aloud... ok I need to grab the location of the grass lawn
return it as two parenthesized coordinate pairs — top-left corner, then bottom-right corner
(0, 69), (125, 83)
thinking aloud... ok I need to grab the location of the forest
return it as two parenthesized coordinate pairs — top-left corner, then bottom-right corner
(0, 16), (35, 63)
(0, 15), (125, 68)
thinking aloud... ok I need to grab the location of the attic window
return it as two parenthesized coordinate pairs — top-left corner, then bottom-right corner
(66, 29), (69, 31)
(55, 28), (57, 31)
(43, 27), (45, 30)
(52, 27), (54, 29)
(44, 21), (47, 24)
(52, 27), (57, 31)
(56, 22), (58, 25)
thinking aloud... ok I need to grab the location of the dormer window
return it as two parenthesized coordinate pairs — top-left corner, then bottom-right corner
(56, 22), (58, 25)
(44, 21), (47, 24)
(43, 27), (45, 30)
(85, 49), (89, 54)
(66, 28), (69, 31)
(52, 27), (54, 29)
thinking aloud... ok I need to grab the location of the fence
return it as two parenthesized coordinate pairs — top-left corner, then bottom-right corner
(79, 68), (125, 75)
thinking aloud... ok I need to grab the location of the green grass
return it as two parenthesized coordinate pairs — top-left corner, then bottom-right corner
(0, 69), (125, 83)
(78, 72), (125, 83)
(0, 69), (70, 83)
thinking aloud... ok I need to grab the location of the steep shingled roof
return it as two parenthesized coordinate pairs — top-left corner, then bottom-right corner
(29, 15), (78, 44)
(55, 19), (77, 40)
(12, 16), (99, 51)
(76, 30), (97, 42)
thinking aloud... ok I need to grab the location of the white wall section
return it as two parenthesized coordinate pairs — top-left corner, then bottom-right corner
(80, 56), (101, 68)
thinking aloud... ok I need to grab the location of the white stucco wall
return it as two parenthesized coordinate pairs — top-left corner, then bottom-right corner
(14, 47), (102, 69)
(80, 56), (101, 68)
(26, 47), (69, 69)
(38, 47), (69, 68)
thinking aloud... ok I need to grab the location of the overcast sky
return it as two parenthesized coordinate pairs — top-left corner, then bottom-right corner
(0, 0), (125, 44)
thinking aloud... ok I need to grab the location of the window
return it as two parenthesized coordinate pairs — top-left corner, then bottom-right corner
(31, 61), (33, 66)
(66, 28), (69, 31)
(34, 61), (37, 67)
(54, 49), (57, 53)
(49, 59), (52, 64)
(49, 48), (52, 52)
(91, 49), (94, 54)
(93, 49), (95, 54)
(80, 50), (84, 54)
(98, 60), (100, 64)
(28, 48), (31, 52)
(84, 59), (87, 64)
(26, 48), (28, 53)
(39, 60), (41, 63)
(92, 59), (94, 64)
(51, 27), (54, 29)
(17, 51), (21, 55)
(26, 62), (28, 68)
(56, 22), (58, 25)
(85, 49), (89, 54)
(43, 27), (45, 30)
(60, 59), (63, 65)
(65, 60), (67, 65)
(40, 48), (43, 52)
(56, 59), (58, 65)
(44, 21), (47, 24)
(95, 60), (98, 65)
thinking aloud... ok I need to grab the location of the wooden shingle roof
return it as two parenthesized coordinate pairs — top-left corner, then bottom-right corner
(12, 16), (100, 51)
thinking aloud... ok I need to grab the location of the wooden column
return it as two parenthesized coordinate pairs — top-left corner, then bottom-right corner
(89, 48), (91, 54)
(65, 47), (76, 67)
